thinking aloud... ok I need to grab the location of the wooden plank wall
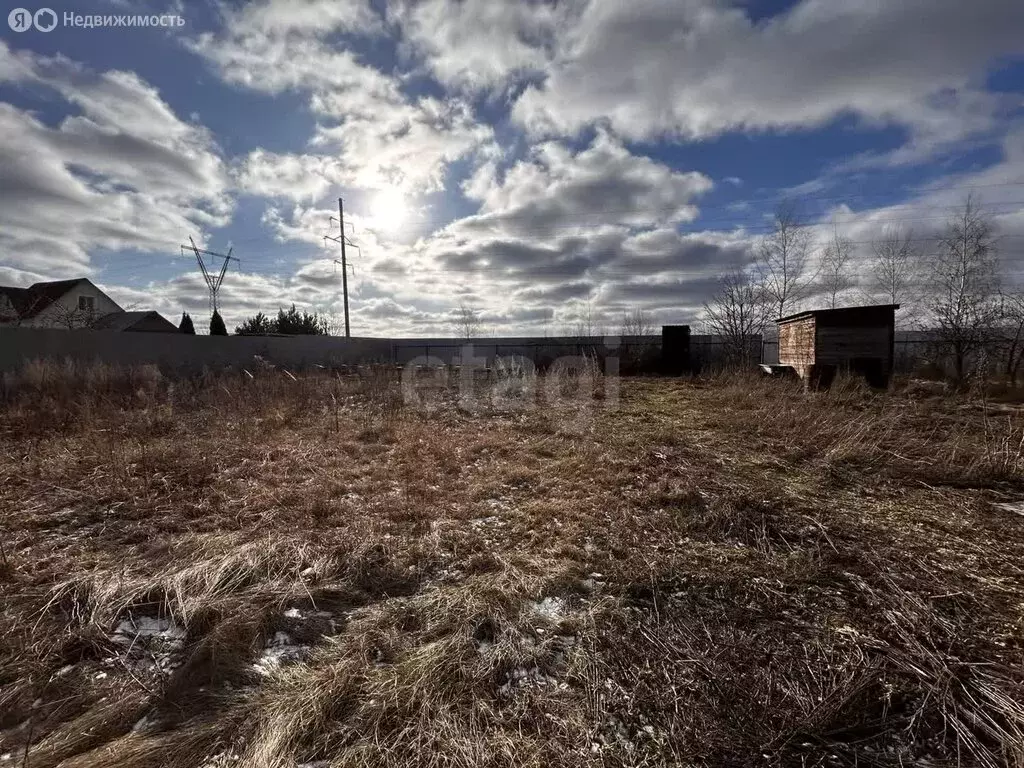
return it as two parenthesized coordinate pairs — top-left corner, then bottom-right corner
(778, 316), (815, 368)
(815, 326), (892, 369)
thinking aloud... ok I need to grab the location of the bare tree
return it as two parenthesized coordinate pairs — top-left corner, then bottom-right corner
(869, 225), (920, 312)
(756, 204), (816, 318)
(701, 269), (770, 365)
(570, 301), (603, 338)
(819, 226), (854, 308)
(998, 289), (1024, 384)
(45, 303), (105, 329)
(620, 308), (655, 337)
(926, 195), (1001, 384)
(452, 303), (483, 341)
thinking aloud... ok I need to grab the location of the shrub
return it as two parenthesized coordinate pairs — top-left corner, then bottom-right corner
(210, 311), (227, 336)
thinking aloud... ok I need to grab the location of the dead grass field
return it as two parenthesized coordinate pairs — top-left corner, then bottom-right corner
(2, 363), (1024, 767)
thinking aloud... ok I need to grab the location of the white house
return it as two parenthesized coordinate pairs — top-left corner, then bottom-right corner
(0, 278), (124, 328)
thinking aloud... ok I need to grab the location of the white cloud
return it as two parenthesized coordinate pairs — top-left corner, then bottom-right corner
(461, 129), (713, 235)
(513, 0), (1024, 148)
(0, 42), (231, 282)
(248, 130), (745, 330)
(220, 0), (381, 38)
(235, 150), (342, 202)
(190, 30), (396, 99)
(191, 0), (495, 196)
(310, 94), (494, 194)
(388, 0), (570, 91)
(9, 0), (1020, 336)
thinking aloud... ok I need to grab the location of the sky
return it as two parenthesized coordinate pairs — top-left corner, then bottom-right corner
(1, 0), (1023, 336)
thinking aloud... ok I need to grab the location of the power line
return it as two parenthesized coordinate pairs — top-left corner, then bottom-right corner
(89, 208), (1024, 275)
(323, 197), (358, 338)
(8, 180), (1024, 286)
(86, 233), (1024, 286)
(39, 178), (1024, 260)
(182, 237), (238, 315)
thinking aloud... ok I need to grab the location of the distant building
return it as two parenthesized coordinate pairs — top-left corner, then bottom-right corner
(0, 278), (123, 328)
(777, 304), (899, 388)
(91, 310), (179, 333)
(0, 278), (174, 332)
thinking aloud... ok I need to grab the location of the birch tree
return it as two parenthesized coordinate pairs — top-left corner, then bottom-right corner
(756, 204), (816, 318)
(926, 195), (1000, 383)
(701, 269), (770, 365)
(820, 226), (854, 308)
(869, 225), (920, 311)
(453, 303), (483, 341)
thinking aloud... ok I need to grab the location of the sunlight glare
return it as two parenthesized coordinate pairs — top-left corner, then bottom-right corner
(370, 188), (408, 232)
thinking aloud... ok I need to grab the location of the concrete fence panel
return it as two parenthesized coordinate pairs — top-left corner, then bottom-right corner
(0, 329), (393, 375)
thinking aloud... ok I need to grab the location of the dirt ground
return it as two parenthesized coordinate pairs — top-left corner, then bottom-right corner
(1, 366), (1023, 767)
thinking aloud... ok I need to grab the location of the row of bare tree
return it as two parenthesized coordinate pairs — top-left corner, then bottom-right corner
(452, 302), (658, 341)
(701, 196), (1019, 383)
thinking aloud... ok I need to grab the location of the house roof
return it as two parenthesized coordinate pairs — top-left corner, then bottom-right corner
(0, 286), (31, 315)
(92, 310), (177, 332)
(0, 278), (100, 319)
(777, 304), (900, 325)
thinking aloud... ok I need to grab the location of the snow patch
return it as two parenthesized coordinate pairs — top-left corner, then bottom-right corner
(476, 640), (494, 656)
(283, 607), (334, 621)
(531, 597), (565, 621)
(253, 631), (310, 676)
(107, 614), (186, 675)
(50, 664), (75, 680)
(113, 615), (186, 643)
(497, 666), (558, 697)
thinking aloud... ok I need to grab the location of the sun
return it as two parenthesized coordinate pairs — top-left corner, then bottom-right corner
(369, 188), (408, 232)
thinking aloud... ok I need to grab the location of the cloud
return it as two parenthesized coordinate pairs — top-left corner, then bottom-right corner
(459, 130), (713, 238)
(235, 150), (342, 202)
(191, 0), (495, 196)
(388, 0), (569, 92)
(219, 0), (381, 38)
(831, 127), (1024, 252)
(513, 0), (1024, 148)
(310, 95), (494, 194)
(253, 131), (742, 329)
(0, 42), (231, 282)
(8, 0), (1020, 337)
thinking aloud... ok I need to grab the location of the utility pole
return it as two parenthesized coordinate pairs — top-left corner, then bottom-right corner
(324, 197), (357, 338)
(182, 237), (238, 315)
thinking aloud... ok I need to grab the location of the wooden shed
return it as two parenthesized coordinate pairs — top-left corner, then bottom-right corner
(776, 304), (899, 388)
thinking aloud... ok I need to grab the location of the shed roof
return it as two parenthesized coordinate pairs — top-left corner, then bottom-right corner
(777, 304), (900, 325)
(92, 310), (177, 332)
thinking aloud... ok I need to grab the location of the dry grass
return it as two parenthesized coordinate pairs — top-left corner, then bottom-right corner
(1, 362), (1023, 767)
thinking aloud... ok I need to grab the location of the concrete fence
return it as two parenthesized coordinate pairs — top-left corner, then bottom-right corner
(0, 327), (988, 379)
(0, 328), (392, 375)
(0, 330), (665, 375)
(390, 335), (660, 368)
